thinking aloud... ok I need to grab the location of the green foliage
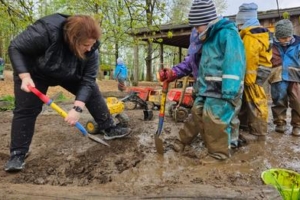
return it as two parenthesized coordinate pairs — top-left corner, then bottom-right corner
(283, 12), (290, 19)
(167, 31), (173, 38)
(213, 0), (228, 14)
(0, 95), (14, 102)
(0, 0), (227, 82)
(54, 93), (69, 102)
(0, 95), (15, 111)
(148, 38), (154, 42)
(100, 64), (112, 71)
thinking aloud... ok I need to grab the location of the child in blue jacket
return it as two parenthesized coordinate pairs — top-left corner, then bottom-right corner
(0, 57), (4, 80)
(114, 57), (128, 91)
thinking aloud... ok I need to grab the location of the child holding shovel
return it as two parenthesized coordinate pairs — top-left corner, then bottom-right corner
(159, 27), (201, 143)
(159, 0), (246, 160)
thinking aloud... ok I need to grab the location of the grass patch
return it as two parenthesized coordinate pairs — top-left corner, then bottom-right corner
(53, 92), (69, 102)
(0, 92), (70, 112)
(0, 95), (15, 111)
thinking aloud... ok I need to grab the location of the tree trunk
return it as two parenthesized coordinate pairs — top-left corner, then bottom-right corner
(133, 40), (139, 86)
(145, 41), (153, 81)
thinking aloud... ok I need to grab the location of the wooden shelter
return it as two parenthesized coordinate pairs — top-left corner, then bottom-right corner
(133, 6), (300, 68)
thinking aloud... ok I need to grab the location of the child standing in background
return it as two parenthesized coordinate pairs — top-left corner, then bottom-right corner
(114, 57), (128, 92)
(0, 58), (5, 81)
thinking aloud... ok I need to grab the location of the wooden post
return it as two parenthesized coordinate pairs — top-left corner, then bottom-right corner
(160, 43), (164, 69)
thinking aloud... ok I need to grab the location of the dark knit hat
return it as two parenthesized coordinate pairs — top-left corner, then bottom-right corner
(275, 19), (293, 39)
(235, 3), (258, 25)
(188, 0), (218, 27)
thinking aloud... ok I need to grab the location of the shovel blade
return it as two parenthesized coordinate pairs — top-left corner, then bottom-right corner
(88, 134), (110, 147)
(155, 134), (164, 154)
(143, 110), (153, 120)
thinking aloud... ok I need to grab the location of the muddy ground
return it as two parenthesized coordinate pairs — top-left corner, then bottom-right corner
(0, 71), (297, 199)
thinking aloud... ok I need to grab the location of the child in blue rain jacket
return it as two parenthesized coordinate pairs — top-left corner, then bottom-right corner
(114, 57), (128, 91)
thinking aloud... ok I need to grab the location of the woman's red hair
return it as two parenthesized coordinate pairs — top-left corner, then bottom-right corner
(64, 15), (101, 59)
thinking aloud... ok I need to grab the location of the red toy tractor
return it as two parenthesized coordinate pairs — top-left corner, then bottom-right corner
(167, 87), (194, 122)
(123, 87), (154, 110)
(124, 86), (161, 110)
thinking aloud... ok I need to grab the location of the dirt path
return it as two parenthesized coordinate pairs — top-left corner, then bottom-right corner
(0, 70), (295, 199)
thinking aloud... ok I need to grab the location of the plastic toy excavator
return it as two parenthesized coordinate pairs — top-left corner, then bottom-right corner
(85, 92), (153, 134)
(85, 97), (129, 134)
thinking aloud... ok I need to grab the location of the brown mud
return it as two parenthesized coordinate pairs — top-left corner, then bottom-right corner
(0, 71), (296, 199)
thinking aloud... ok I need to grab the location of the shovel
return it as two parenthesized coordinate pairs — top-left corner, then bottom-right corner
(27, 85), (110, 147)
(155, 81), (169, 154)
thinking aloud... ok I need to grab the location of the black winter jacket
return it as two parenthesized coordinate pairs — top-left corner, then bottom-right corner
(8, 13), (100, 103)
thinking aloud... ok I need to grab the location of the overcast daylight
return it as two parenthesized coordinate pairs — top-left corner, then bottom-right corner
(223, 0), (300, 15)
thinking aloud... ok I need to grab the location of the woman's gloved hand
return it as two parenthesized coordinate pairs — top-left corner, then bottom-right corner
(158, 68), (177, 82)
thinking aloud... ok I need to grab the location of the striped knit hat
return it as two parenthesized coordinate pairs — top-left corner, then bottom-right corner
(188, 0), (217, 27)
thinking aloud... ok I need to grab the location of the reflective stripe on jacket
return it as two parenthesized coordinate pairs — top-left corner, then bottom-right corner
(198, 18), (246, 100)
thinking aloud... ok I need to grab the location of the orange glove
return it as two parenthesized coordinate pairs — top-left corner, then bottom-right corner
(158, 68), (177, 82)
